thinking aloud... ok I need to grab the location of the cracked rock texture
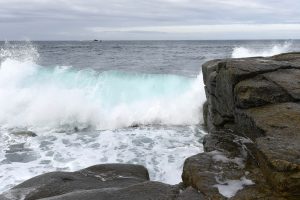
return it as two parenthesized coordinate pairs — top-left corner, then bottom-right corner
(183, 52), (300, 200)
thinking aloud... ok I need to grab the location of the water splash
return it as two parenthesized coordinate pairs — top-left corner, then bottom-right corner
(0, 42), (206, 131)
(231, 41), (292, 58)
(0, 41), (39, 62)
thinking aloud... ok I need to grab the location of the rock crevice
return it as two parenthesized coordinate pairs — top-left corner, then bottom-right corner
(183, 52), (300, 200)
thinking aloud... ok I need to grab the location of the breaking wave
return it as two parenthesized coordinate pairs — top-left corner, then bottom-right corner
(231, 41), (292, 58)
(0, 43), (205, 131)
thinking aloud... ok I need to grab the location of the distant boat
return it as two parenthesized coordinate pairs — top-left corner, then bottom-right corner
(93, 40), (102, 42)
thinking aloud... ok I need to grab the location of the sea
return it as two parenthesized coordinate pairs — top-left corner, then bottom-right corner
(0, 40), (299, 192)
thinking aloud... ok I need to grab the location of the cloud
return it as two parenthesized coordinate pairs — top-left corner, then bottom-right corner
(89, 24), (300, 34)
(0, 0), (299, 39)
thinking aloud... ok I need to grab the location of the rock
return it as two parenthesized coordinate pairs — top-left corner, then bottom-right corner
(272, 52), (300, 61)
(0, 164), (208, 200)
(236, 103), (300, 196)
(234, 76), (292, 108)
(182, 131), (289, 200)
(175, 187), (206, 200)
(188, 53), (300, 199)
(11, 131), (37, 137)
(263, 69), (300, 100)
(182, 132), (255, 199)
(198, 52), (300, 199)
(0, 164), (150, 200)
(203, 54), (300, 130)
(39, 182), (179, 200)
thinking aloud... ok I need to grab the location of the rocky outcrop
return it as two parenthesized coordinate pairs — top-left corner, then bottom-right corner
(0, 164), (205, 200)
(183, 52), (300, 199)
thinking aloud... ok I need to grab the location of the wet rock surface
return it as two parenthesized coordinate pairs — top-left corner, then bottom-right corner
(0, 164), (203, 200)
(0, 164), (150, 200)
(39, 181), (179, 200)
(183, 52), (300, 199)
(10, 130), (37, 137)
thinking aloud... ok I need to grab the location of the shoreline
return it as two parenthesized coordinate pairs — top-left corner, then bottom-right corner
(1, 52), (300, 200)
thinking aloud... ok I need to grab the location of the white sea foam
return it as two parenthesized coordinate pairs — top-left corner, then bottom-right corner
(214, 177), (254, 198)
(0, 42), (207, 192)
(209, 150), (245, 168)
(0, 126), (205, 192)
(232, 41), (292, 58)
(0, 54), (206, 131)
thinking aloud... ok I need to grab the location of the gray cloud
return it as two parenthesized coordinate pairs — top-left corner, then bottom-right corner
(0, 0), (299, 40)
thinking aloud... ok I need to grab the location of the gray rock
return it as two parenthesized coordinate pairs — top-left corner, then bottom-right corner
(175, 187), (206, 200)
(182, 132), (252, 199)
(40, 181), (178, 200)
(11, 131), (37, 137)
(236, 103), (300, 195)
(0, 164), (149, 200)
(234, 76), (292, 108)
(263, 69), (300, 100)
(198, 52), (300, 199)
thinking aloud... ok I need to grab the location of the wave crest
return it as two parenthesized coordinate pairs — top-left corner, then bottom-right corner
(0, 44), (205, 131)
(231, 41), (292, 58)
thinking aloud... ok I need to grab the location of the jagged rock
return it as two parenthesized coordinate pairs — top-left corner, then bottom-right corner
(203, 54), (300, 130)
(196, 52), (300, 199)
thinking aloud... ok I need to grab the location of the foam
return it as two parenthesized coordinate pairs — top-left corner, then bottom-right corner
(232, 41), (292, 58)
(0, 58), (206, 131)
(0, 126), (205, 192)
(0, 42), (207, 193)
(208, 150), (245, 168)
(214, 176), (254, 198)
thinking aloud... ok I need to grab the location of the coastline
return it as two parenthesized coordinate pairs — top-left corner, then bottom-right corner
(1, 52), (300, 200)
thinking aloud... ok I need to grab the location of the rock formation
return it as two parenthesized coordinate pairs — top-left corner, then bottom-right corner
(183, 52), (300, 200)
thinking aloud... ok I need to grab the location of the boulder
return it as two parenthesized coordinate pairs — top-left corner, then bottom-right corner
(39, 182), (179, 200)
(0, 164), (150, 200)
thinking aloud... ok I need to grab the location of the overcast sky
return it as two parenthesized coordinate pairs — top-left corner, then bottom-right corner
(0, 0), (300, 40)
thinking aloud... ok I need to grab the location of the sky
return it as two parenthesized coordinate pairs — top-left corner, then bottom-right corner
(0, 0), (300, 40)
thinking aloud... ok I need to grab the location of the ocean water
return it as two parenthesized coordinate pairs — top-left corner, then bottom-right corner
(0, 40), (299, 192)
